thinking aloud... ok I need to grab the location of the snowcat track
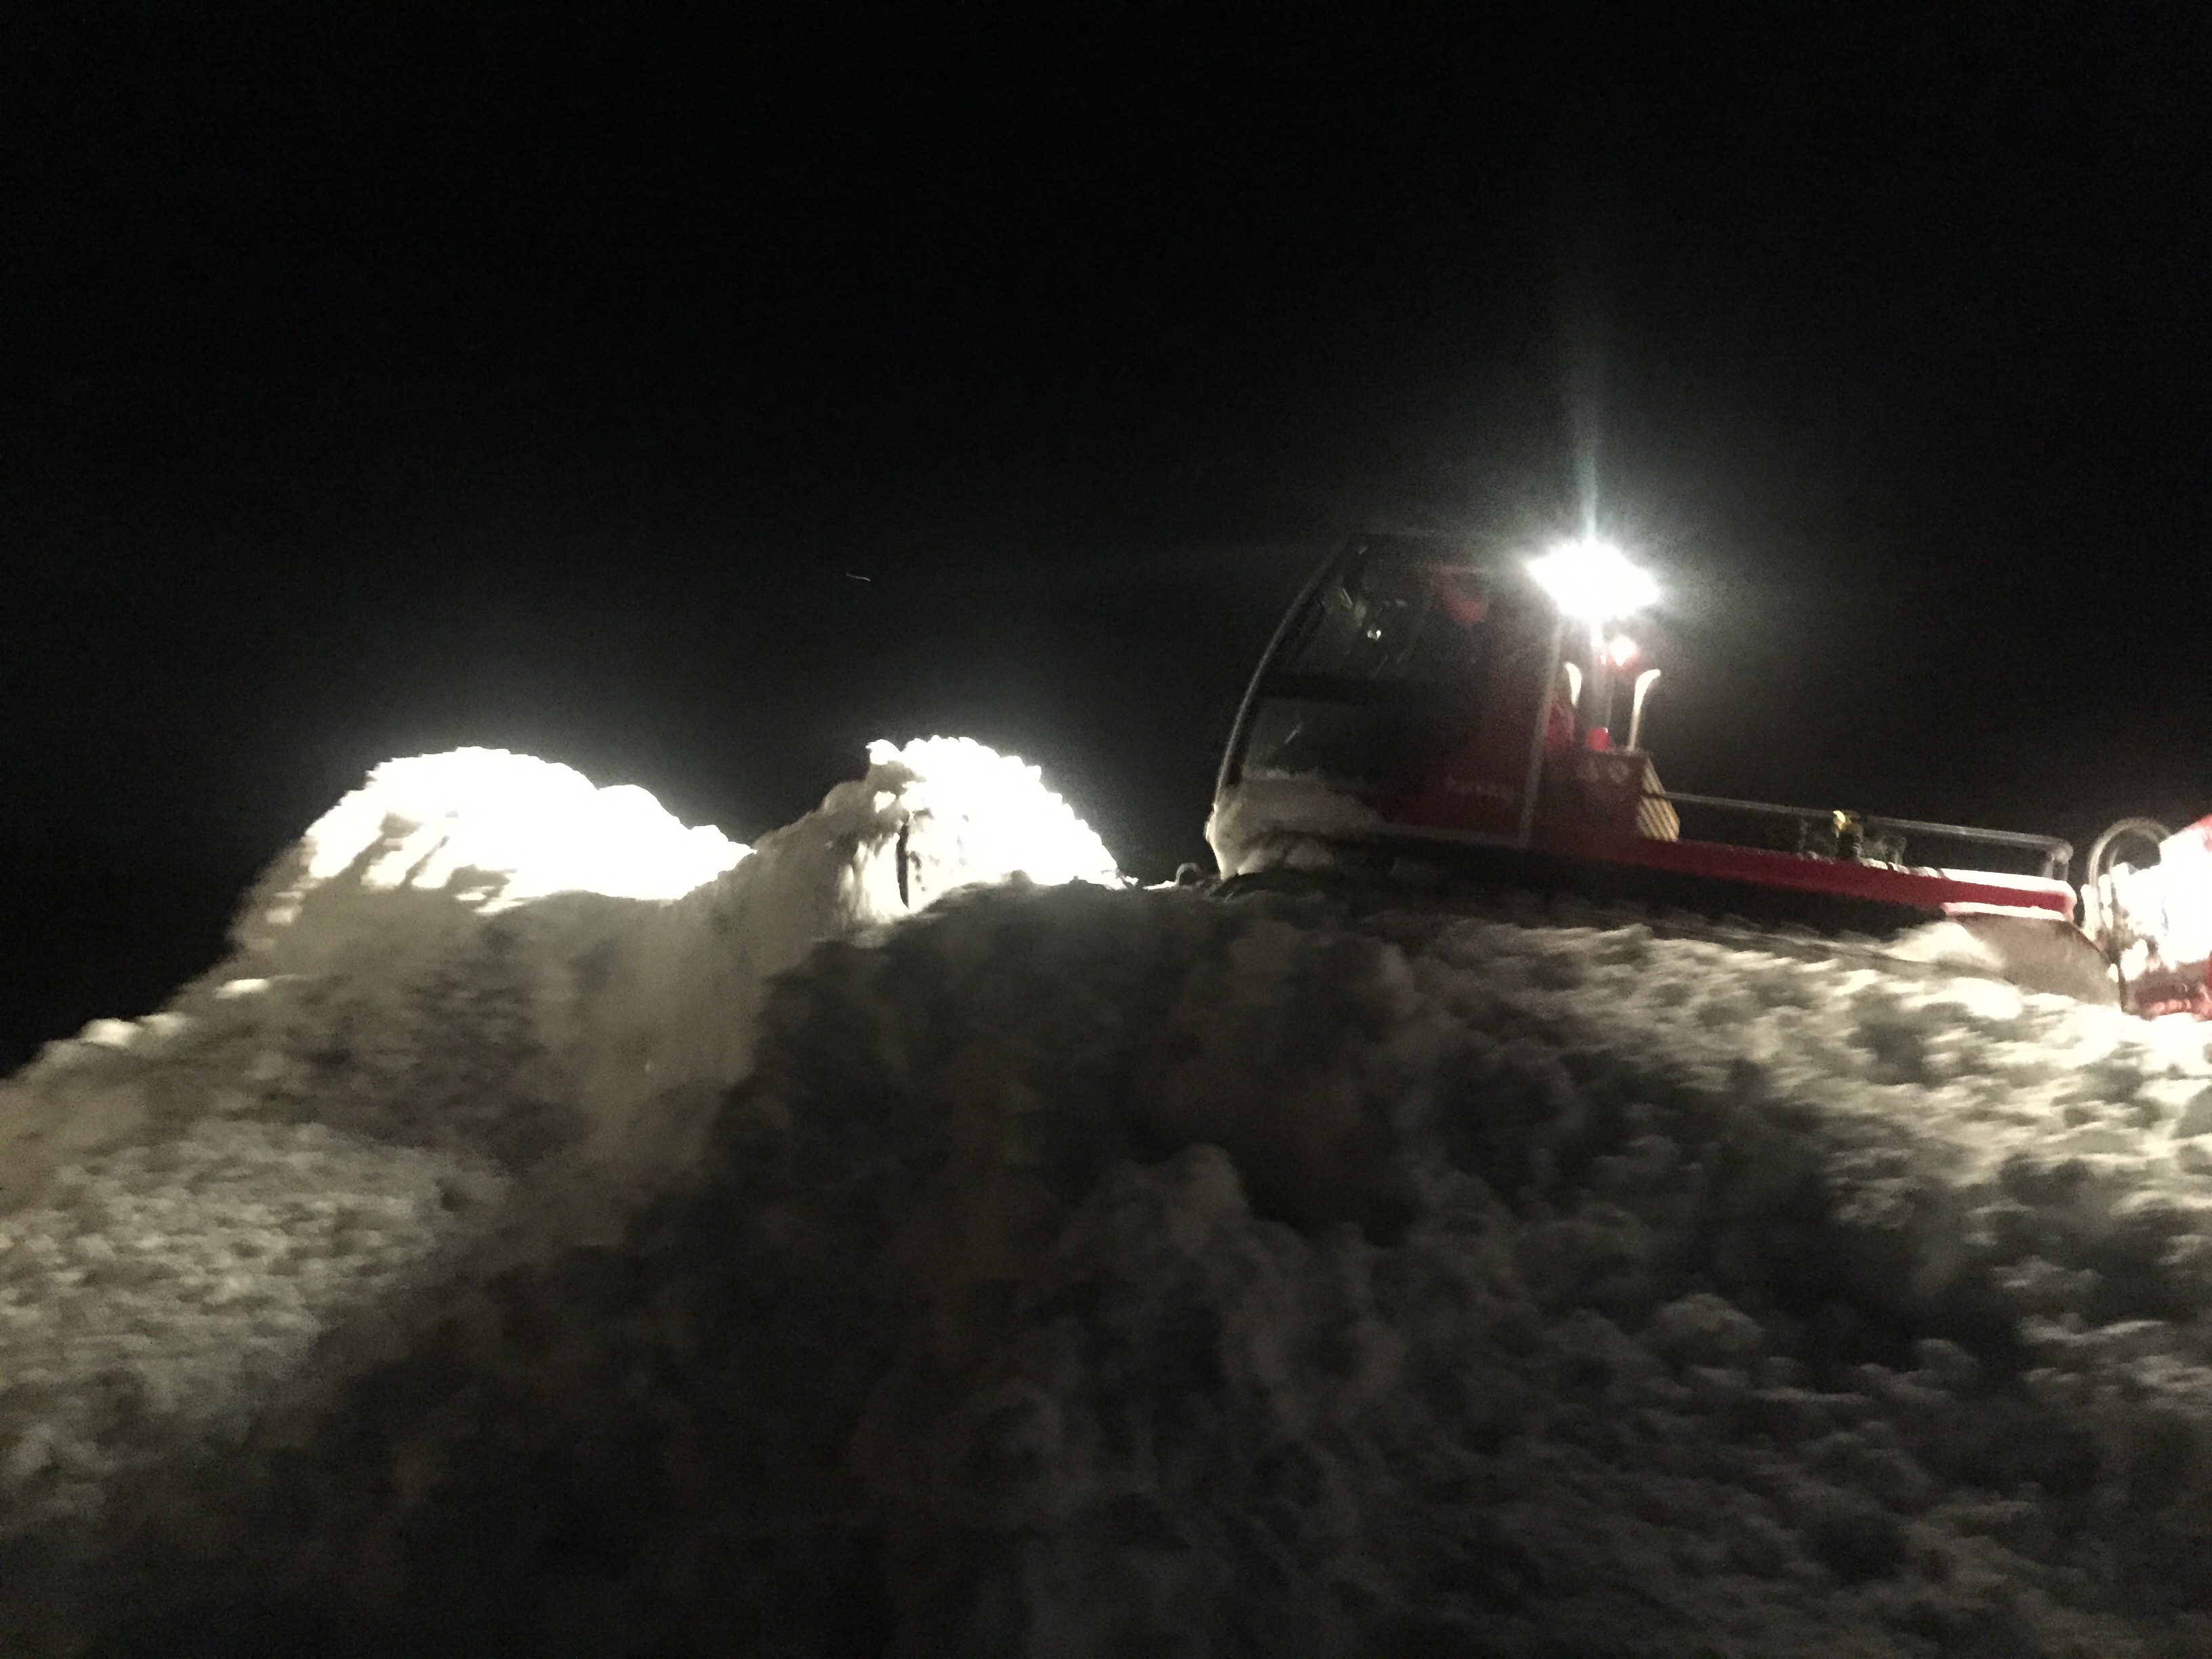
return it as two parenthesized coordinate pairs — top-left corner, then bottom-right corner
(1210, 844), (2083, 1001)
(1221, 833), (1959, 940)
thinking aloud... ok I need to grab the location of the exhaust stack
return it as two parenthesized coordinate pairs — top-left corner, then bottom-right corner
(1629, 668), (1662, 751)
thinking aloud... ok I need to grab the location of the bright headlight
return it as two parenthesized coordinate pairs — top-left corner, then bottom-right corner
(1526, 536), (1659, 628)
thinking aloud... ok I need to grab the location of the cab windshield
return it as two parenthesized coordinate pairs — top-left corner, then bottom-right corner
(1241, 539), (1509, 790)
(1282, 546), (1496, 686)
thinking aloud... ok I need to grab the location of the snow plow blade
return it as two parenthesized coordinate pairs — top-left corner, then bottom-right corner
(1222, 825), (1996, 936)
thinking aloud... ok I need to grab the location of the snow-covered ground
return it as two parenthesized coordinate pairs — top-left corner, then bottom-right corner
(6, 745), (2212, 1656)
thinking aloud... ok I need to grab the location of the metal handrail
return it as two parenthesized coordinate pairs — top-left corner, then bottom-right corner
(1647, 789), (2074, 880)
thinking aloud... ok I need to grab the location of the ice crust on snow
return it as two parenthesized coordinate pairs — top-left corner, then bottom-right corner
(11, 746), (2212, 1652)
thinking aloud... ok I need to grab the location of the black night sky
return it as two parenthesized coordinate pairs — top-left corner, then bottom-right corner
(4, 5), (2209, 1067)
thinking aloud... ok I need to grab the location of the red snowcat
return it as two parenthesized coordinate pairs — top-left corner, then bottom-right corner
(1209, 532), (2210, 1018)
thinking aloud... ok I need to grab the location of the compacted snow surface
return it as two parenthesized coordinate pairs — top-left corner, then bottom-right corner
(5, 748), (2212, 1656)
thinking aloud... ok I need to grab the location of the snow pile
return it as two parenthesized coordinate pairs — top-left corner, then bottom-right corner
(21, 882), (2212, 1656)
(1207, 775), (1386, 878)
(0, 737), (1117, 1555)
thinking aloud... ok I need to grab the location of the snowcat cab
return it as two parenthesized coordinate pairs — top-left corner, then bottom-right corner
(1210, 533), (2210, 1016)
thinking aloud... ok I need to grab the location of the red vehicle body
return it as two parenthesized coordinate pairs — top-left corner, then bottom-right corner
(1210, 533), (2202, 1015)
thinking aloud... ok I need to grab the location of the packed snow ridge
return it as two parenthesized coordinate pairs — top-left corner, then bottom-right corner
(5, 741), (2212, 1656)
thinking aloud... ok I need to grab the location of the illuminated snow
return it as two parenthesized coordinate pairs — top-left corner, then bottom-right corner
(0, 735), (1122, 1559)
(2106, 814), (2212, 969)
(867, 734), (1120, 899)
(274, 746), (750, 922)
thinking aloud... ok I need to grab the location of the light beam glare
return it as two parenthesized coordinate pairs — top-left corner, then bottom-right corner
(1526, 537), (1660, 628)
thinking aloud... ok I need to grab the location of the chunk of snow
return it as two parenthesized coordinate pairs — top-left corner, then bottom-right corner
(1206, 775), (1385, 878)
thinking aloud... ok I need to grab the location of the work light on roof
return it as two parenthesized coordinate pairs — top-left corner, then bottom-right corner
(1526, 536), (1660, 628)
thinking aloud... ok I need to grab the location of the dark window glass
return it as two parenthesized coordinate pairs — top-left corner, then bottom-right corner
(1244, 697), (1375, 784)
(1284, 554), (1494, 687)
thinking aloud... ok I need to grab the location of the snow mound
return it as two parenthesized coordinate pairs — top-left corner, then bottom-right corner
(0, 737), (1115, 1555)
(24, 740), (2212, 1654)
(20, 882), (2212, 1656)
